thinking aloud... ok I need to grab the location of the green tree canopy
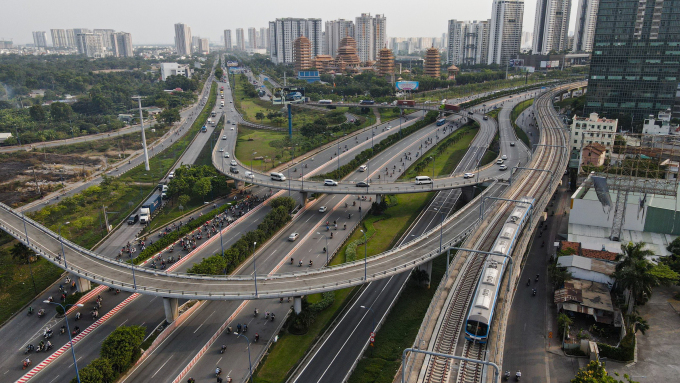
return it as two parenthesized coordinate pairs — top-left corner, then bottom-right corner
(70, 358), (116, 383)
(571, 361), (637, 383)
(100, 325), (145, 374)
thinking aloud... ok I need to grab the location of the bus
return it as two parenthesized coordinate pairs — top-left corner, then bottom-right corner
(436, 118), (447, 126)
(318, 100), (333, 104)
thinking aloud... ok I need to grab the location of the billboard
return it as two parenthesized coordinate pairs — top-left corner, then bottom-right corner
(509, 59), (524, 67)
(226, 61), (239, 67)
(272, 87), (306, 105)
(396, 81), (419, 91)
(540, 60), (560, 68)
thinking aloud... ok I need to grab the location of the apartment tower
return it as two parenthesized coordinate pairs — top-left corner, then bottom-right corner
(50, 29), (68, 48)
(572, 0), (599, 52)
(32, 31), (47, 48)
(224, 30), (232, 50)
(447, 20), (490, 66)
(532, 0), (571, 54)
(488, 0), (525, 65)
(174, 23), (192, 55)
(268, 18), (322, 64)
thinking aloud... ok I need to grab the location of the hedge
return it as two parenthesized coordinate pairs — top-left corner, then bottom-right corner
(187, 197), (296, 275)
(409, 123), (478, 174)
(345, 216), (384, 263)
(309, 291), (335, 312)
(598, 332), (635, 361)
(314, 111), (439, 181)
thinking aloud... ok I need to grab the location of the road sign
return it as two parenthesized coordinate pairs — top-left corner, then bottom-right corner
(548, 331), (553, 339)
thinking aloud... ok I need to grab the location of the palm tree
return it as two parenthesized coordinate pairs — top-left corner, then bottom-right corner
(615, 242), (654, 271)
(613, 242), (657, 313)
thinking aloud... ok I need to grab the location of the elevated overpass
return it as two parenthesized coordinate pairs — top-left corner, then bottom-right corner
(0, 83), (572, 304)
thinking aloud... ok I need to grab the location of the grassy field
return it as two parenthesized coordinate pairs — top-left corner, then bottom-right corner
(511, 99), (534, 148)
(234, 126), (291, 172)
(401, 126), (478, 180)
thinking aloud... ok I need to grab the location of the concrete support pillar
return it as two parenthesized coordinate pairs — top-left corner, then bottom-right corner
(163, 297), (179, 323)
(375, 194), (383, 204)
(75, 276), (91, 293)
(461, 185), (476, 202)
(235, 180), (245, 190)
(417, 260), (433, 288)
(301, 192), (309, 205)
(293, 296), (303, 314)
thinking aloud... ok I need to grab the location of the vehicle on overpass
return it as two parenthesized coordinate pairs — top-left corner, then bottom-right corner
(436, 118), (447, 126)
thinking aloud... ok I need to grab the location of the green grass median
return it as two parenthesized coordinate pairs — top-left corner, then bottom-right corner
(511, 99), (533, 148)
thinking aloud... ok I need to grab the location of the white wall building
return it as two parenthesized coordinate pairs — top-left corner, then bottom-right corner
(488, 0), (525, 65)
(236, 28), (245, 50)
(570, 112), (618, 153)
(557, 255), (616, 285)
(50, 29), (68, 48)
(198, 38), (209, 54)
(572, 0), (599, 52)
(259, 27), (268, 49)
(32, 31), (47, 48)
(248, 28), (257, 49)
(642, 110), (677, 135)
(532, 0), (571, 55)
(161, 63), (192, 81)
(111, 32), (133, 57)
(93, 29), (115, 49)
(76, 33), (105, 57)
(174, 23), (192, 56)
(224, 30), (232, 50)
(268, 18), (322, 64)
(354, 13), (386, 62)
(324, 19), (354, 57)
(447, 20), (490, 66)
(65, 29), (76, 48)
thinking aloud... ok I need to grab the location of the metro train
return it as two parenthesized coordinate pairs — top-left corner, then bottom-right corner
(464, 196), (535, 343)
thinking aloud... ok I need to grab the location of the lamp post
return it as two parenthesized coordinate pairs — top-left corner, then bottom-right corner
(317, 232), (329, 265)
(58, 222), (71, 269)
(235, 333), (253, 382)
(44, 301), (84, 383)
(251, 151), (257, 173)
(360, 229), (368, 281)
(360, 305), (376, 333)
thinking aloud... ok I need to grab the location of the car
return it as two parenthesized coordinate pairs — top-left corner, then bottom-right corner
(468, 111), (474, 115)
(496, 159), (504, 164)
(232, 122), (236, 125)
(227, 120), (230, 124)
(510, 142), (516, 146)
(463, 173), (474, 179)
(288, 233), (300, 242)
(319, 206), (328, 213)
(230, 160), (237, 166)
(483, 116), (489, 120)
(230, 127), (234, 130)
(229, 166), (239, 174)
(219, 148), (225, 152)
(501, 155), (507, 160)
(245, 171), (254, 178)
(499, 164), (507, 170)
(224, 152), (230, 158)
(324, 179), (338, 186)
(358, 164), (368, 172)
(168, 171), (175, 179)
(230, 100), (233, 103)
(356, 181), (370, 187)
(386, 125), (391, 130)
(222, 135), (227, 140)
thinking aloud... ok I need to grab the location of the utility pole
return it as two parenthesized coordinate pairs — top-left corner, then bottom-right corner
(31, 167), (41, 196)
(132, 96), (150, 171)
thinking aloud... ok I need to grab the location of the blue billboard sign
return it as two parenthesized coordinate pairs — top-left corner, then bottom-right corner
(396, 81), (419, 91)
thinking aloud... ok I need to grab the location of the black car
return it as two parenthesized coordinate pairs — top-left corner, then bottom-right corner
(229, 166), (239, 174)
(127, 214), (139, 225)
(356, 181), (370, 187)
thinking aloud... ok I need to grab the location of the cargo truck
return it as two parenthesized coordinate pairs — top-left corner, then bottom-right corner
(444, 104), (461, 112)
(396, 100), (415, 107)
(139, 193), (162, 224)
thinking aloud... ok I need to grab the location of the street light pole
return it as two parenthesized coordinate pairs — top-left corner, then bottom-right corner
(44, 301), (84, 383)
(132, 96), (150, 171)
(360, 229), (368, 281)
(21, 214), (38, 294)
(253, 242), (257, 296)
(235, 333), (253, 382)
(58, 222), (70, 269)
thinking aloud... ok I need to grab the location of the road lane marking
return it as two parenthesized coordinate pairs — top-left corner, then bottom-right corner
(151, 358), (172, 378)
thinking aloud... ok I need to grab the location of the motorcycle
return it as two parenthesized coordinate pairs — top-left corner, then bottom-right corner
(532, 289), (536, 296)
(220, 345), (226, 354)
(504, 371), (510, 381)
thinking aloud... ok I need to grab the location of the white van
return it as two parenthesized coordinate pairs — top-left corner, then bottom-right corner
(270, 172), (286, 181)
(415, 176), (433, 185)
(358, 164), (368, 172)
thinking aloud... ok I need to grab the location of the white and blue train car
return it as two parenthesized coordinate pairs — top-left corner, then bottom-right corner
(465, 197), (534, 343)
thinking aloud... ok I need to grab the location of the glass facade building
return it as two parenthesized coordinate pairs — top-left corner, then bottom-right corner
(584, 0), (680, 122)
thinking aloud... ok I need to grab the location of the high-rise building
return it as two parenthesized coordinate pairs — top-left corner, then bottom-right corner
(572, 0), (599, 52)
(488, 0), (525, 65)
(198, 38), (209, 54)
(447, 20), (490, 66)
(532, 0), (571, 54)
(236, 28), (245, 50)
(354, 13), (386, 63)
(259, 27), (268, 49)
(248, 28), (257, 49)
(191, 36), (200, 52)
(66, 29), (76, 48)
(268, 18), (322, 64)
(174, 23), (192, 56)
(293, 36), (312, 72)
(584, 0), (680, 121)
(93, 29), (115, 49)
(50, 29), (68, 48)
(224, 30), (232, 50)
(111, 32), (133, 57)
(76, 33), (105, 57)
(324, 19), (354, 57)
(72, 28), (91, 36)
(521, 31), (533, 49)
(424, 47), (441, 78)
(32, 31), (47, 48)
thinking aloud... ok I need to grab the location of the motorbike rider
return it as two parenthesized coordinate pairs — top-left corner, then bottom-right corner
(220, 344), (227, 353)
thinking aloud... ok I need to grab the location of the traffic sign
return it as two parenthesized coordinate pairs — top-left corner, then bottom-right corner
(548, 331), (553, 339)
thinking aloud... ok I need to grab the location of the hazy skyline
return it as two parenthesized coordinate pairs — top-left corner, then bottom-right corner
(1, 0), (579, 45)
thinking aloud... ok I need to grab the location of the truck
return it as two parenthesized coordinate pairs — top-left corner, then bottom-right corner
(397, 100), (415, 107)
(139, 193), (162, 224)
(359, 100), (375, 105)
(444, 103), (461, 112)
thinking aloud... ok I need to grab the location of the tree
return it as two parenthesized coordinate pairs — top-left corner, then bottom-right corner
(10, 243), (35, 264)
(571, 361), (638, 383)
(100, 325), (145, 374)
(666, 236), (680, 255)
(50, 102), (73, 121)
(549, 260), (572, 288)
(178, 194), (190, 209)
(70, 357), (116, 383)
(159, 108), (180, 125)
(29, 104), (46, 121)
(557, 312), (572, 338)
(613, 242), (658, 310)
(255, 111), (265, 122)
(192, 177), (212, 200)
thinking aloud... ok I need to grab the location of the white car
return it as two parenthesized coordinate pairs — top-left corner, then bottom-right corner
(224, 152), (230, 158)
(501, 155), (508, 160)
(318, 206), (328, 213)
(245, 171), (254, 178)
(499, 165), (508, 171)
(288, 233), (300, 242)
(230, 160), (237, 166)
(358, 164), (368, 172)
(324, 179), (338, 186)
(168, 171), (175, 179)
(463, 173), (475, 179)
(496, 159), (504, 164)
(222, 135), (227, 140)
(230, 127), (234, 130)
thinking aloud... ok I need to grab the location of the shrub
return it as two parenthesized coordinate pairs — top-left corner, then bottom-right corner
(70, 358), (116, 383)
(100, 325), (146, 374)
(597, 332), (635, 361)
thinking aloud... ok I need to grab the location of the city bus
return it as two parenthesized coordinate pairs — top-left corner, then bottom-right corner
(436, 118), (447, 126)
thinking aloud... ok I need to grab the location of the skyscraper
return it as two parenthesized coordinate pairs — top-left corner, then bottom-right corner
(532, 0), (571, 54)
(111, 32), (133, 57)
(199, 38), (209, 54)
(447, 20), (490, 66)
(66, 30), (76, 48)
(51, 29), (68, 48)
(93, 29), (115, 49)
(32, 31), (47, 48)
(174, 23), (192, 56)
(236, 28), (245, 50)
(248, 28), (257, 49)
(259, 27), (268, 49)
(488, 0), (524, 65)
(572, 0), (599, 52)
(76, 33), (105, 57)
(224, 30), (232, 50)
(354, 13), (387, 62)
(268, 18), (322, 64)
(584, 0), (680, 121)
(324, 19), (354, 57)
